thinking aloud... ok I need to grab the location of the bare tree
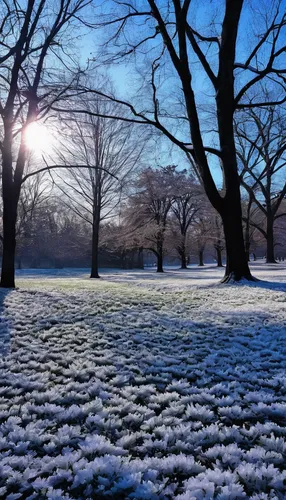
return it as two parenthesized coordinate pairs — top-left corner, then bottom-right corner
(211, 214), (225, 267)
(191, 212), (212, 267)
(53, 98), (143, 278)
(241, 190), (264, 262)
(237, 107), (286, 263)
(15, 171), (50, 268)
(0, 0), (91, 287)
(127, 167), (174, 272)
(170, 170), (200, 269)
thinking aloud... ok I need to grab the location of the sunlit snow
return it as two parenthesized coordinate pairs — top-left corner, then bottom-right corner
(0, 263), (285, 499)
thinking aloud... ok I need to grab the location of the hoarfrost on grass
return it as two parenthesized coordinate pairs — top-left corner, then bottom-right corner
(0, 263), (286, 498)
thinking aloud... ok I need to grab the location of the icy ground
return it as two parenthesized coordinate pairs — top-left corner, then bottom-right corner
(0, 263), (286, 499)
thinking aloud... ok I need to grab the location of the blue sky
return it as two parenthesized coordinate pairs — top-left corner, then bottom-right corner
(77, 0), (285, 188)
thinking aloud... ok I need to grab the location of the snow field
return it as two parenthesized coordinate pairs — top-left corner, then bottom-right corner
(0, 264), (286, 499)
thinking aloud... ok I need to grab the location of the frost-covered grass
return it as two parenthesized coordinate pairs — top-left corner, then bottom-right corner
(0, 263), (286, 499)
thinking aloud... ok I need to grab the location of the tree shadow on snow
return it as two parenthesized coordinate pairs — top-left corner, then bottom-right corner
(0, 288), (12, 356)
(107, 306), (286, 405)
(246, 279), (286, 292)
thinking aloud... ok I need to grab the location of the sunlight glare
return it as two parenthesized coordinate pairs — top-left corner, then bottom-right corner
(25, 122), (53, 153)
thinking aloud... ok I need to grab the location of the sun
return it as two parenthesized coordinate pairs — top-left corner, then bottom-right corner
(24, 122), (53, 153)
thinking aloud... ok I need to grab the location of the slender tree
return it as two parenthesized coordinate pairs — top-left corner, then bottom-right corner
(211, 215), (225, 267)
(127, 167), (174, 273)
(170, 170), (200, 269)
(54, 98), (142, 278)
(192, 214), (212, 267)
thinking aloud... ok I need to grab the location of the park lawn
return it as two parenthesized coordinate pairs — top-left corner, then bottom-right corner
(0, 264), (286, 499)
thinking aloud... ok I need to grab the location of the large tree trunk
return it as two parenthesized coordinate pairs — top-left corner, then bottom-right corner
(1, 119), (27, 288)
(198, 249), (204, 266)
(266, 215), (276, 263)
(90, 209), (100, 278)
(1, 120), (20, 288)
(216, 0), (253, 283)
(221, 206), (254, 282)
(1, 199), (17, 288)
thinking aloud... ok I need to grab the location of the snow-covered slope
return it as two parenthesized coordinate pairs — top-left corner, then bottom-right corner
(0, 264), (285, 499)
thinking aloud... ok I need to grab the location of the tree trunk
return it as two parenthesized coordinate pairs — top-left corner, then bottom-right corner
(266, 215), (276, 263)
(156, 239), (164, 272)
(156, 252), (163, 272)
(1, 120), (22, 288)
(17, 256), (22, 270)
(215, 246), (223, 267)
(180, 241), (187, 269)
(120, 250), (127, 269)
(221, 208), (254, 282)
(137, 247), (144, 269)
(90, 209), (100, 278)
(215, 0), (253, 283)
(244, 221), (250, 262)
(155, 232), (164, 272)
(181, 254), (187, 269)
(198, 250), (204, 266)
(1, 196), (17, 288)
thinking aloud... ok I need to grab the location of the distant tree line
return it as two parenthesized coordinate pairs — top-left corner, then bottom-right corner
(9, 163), (286, 274)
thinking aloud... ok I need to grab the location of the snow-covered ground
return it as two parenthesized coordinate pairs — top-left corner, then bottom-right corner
(0, 263), (286, 499)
